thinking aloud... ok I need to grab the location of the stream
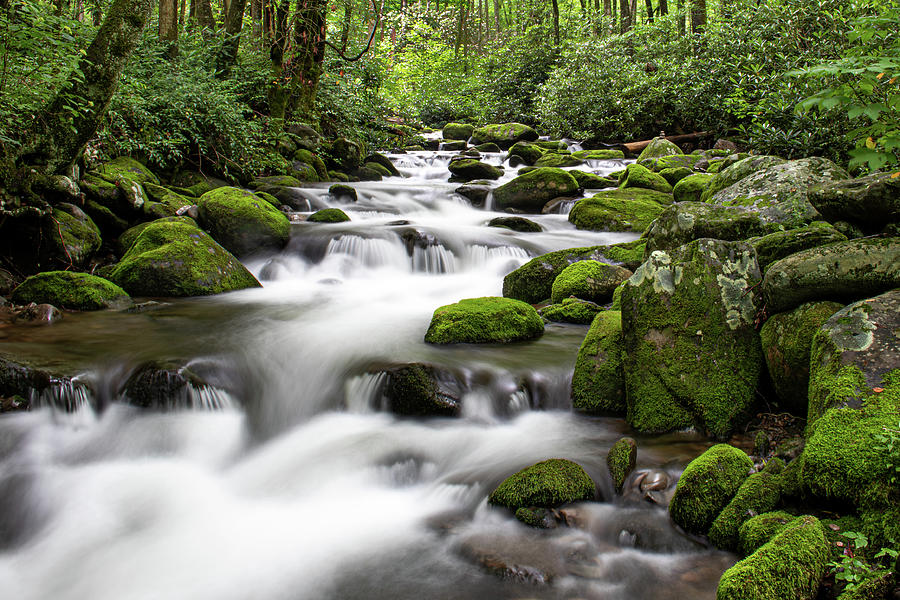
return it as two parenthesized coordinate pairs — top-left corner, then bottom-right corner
(0, 147), (735, 599)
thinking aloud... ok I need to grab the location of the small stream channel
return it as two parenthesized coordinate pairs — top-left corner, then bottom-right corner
(0, 145), (735, 599)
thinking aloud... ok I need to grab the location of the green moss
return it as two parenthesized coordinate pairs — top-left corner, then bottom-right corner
(249, 175), (303, 189)
(197, 186), (291, 256)
(488, 458), (595, 510)
(610, 281), (625, 310)
(507, 141), (544, 165)
(749, 221), (847, 273)
(384, 363), (459, 416)
(672, 173), (715, 203)
(620, 163), (673, 193)
(669, 444), (753, 535)
(708, 472), (783, 551)
(11, 271), (131, 310)
(493, 168), (580, 212)
(717, 515), (829, 600)
(142, 183), (194, 218)
(534, 153), (584, 168)
(470, 123), (539, 148)
(539, 297), (602, 324)
(308, 208), (350, 223)
(571, 310), (625, 414)
(738, 511), (798, 556)
(94, 156), (159, 185)
(642, 201), (769, 255)
(424, 297), (544, 344)
(514, 506), (555, 528)
(118, 216), (197, 255)
(448, 158), (504, 181)
(706, 159), (725, 173)
(860, 506), (900, 551)
(294, 149), (328, 179)
(837, 570), (895, 600)
(109, 220), (261, 297)
(328, 184), (357, 201)
(502, 240), (644, 304)
(760, 301), (844, 415)
(255, 191), (281, 209)
(636, 137), (682, 161)
(550, 260), (631, 304)
(442, 122), (475, 141)
(474, 142), (501, 152)
(701, 155), (788, 202)
(487, 216), (541, 232)
(640, 153), (700, 172)
(568, 188), (672, 232)
(571, 149), (625, 160)
(658, 167), (692, 186)
(800, 369), (900, 509)
(606, 436), (637, 493)
(292, 161), (320, 182)
(570, 170), (617, 189)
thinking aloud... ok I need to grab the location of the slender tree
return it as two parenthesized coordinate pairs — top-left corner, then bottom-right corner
(216, 0), (249, 76)
(159, 0), (179, 58)
(690, 0), (705, 34)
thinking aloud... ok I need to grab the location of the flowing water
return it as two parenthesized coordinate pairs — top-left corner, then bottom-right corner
(0, 148), (735, 599)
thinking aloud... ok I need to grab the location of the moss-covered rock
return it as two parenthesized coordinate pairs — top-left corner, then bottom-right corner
(83, 199), (128, 236)
(762, 237), (900, 314)
(669, 444), (753, 535)
(760, 301), (844, 415)
(488, 458), (595, 511)
(307, 208), (350, 223)
(424, 297), (544, 344)
(487, 216), (541, 232)
(550, 260), (631, 304)
(328, 183), (357, 202)
(639, 153), (701, 172)
(293, 149), (328, 179)
(197, 186), (291, 256)
(538, 297), (603, 324)
(642, 202), (768, 255)
(570, 170), (616, 189)
(142, 183), (194, 219)
(571, 149), (625, 160)
(716, 515), (829, 600)
(621, 240), (764, 437)
(738, 511), (798, 556)
(328, 137), (364, 172)
(705, 157), (850, 229)
(507, 141), (544, 165)
(364, 161), (393, 178)
(11, 271), (131, 310)
(382, 363), (460, 416)
(569, 188), (672, 232)
(701, 155), (788, 201)
(109, 220), (261, 297)
(493, 168), (580, 212)
(572, 310), (625, 414)
(448, 158), (504, 181)
(672, 173), (715, 203)
(708, 472), (782, 551)
(45, 204), (102, 269)
(749, 221), (847, 273)
(620, 163), (673, 193)
(93, 156), (159, 186)
(365, 152), (400, 177)
(636, 137), (682, 161)
(502, 240), (645, 304)
(118, 216), (197, 255)
(474, 142), (501, 153)
(249, 175), (303, 189)
(534, 153), (584, 168)
(607, 437), (637, 494)
(658, 167), (692, 186)
(471, 123), (539, 149)
(810, 171), (900, 230)
(442, 122), (475, 141)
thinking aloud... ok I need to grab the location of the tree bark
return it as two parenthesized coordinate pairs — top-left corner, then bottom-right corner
(30, 0), (154, 176)
(194, 0), (215, 30)
(493, 0), (501, 33)
(339, 0), (352, 51)
(644, 0), (652, 22)
(619, 0), (630, 32)
(159, 0), (179, 58)
(690, 0), (705, 34)
(286, 0), (327, 124)
(550, 0), (559, 44)
(215, 0), (248, 76)
(658, 0), (666, 15)
(676, 0), (684, 35)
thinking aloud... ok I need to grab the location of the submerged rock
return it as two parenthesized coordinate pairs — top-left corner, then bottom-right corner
(571, 310), (625, 415)
(380, 363), (460, 417)
(308, 208), (350, 223)
(621, 239), (764, 437)
(11, 272), (131, 311)
(488, 458), (595, 511)
(328, 183), (357, 202)
(424, 297), (544, 344)
(668, 444), (753, 536)
(486, 216), (541, 232)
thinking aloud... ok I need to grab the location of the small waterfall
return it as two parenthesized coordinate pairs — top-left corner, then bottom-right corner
(30, 378), (94, 412)
(326, 235), (410, 270)
(344, 372), (387, 413)
(412, 244), (457, 274)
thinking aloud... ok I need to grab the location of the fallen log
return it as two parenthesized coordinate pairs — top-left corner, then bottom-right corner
(623, 131), (710, 154)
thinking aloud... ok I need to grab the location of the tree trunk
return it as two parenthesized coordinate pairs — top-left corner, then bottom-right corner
(195, 0), (215, 29)
(251, 0), (262, 37)
(267, 0), (290, 132)
(339, 1), (352, 51)
(658, 0), (666, 15)
(215, 0), (248, 76)
(690, 0), (705, 34)
(550, 0), (559, 44)
(493, 0), (501, 33)
(287, 0), (327, 124)
(619, 0), (630, 32)
(644, 0), (651, 22)
(30, 0), (154, 176)
(159, 0), (179, 58)
(676, 0), (684, 35)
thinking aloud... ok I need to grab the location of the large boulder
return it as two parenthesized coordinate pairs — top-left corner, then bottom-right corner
(569, 189), (672, 233)
(11, 271), (131, 311)
(668, 444), (753, 535)
(704, 157), (850, 229)
(707, 471), (782, 551)
(448, 158), (504, 181)
(118, 216), (197, 256)
(738, 511), (798, 555)
(109, 220), (261, 297)
(45, 204), (102, 269)
(716, 516), (829, 600)
(534, 153), (583, 168)
(488, 458), (595, 511)
(328, 137), (365, 172)
(470, 123), (539, 149)
(380, 363), (460, 416)
(619, 163), (673, 193)
(760, 301), (844, 415)
(502, 240), (645, 304)
(748, 221), (847, 273)
(571, 310), (625, 415)
(639, 153), (701, 172)
(620, 239), (764, 437)
(810, 171), (900, 231)
(762, 237), (900, 314)
(507, 141), (544, 165)
(636, 137), (682, 161)
(442, 122), (474, 141)
(424, 297), (544, 344)
(700, 155), (787, 201)
(642, 202), (768, 255)
(92, 156), (160, 186)
(493, 168), (579, 212)
(550, 260), (631, 304)
(364, 152), (400, 177)
(538, 297), (602, 324)
(672, 173), (714, 203)
(142, 183), (194, 219)
(197, 187), (291, 257)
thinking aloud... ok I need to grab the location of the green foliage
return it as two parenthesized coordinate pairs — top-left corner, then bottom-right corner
(793, 8), (900, 172)
(873, 421), (900, 487)
(828, 529), (899, 593)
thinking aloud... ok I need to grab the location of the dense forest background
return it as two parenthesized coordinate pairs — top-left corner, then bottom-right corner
(0, 0), (897, 181)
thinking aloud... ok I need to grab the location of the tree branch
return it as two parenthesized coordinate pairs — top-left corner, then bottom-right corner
(323, 0), (378, 62)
